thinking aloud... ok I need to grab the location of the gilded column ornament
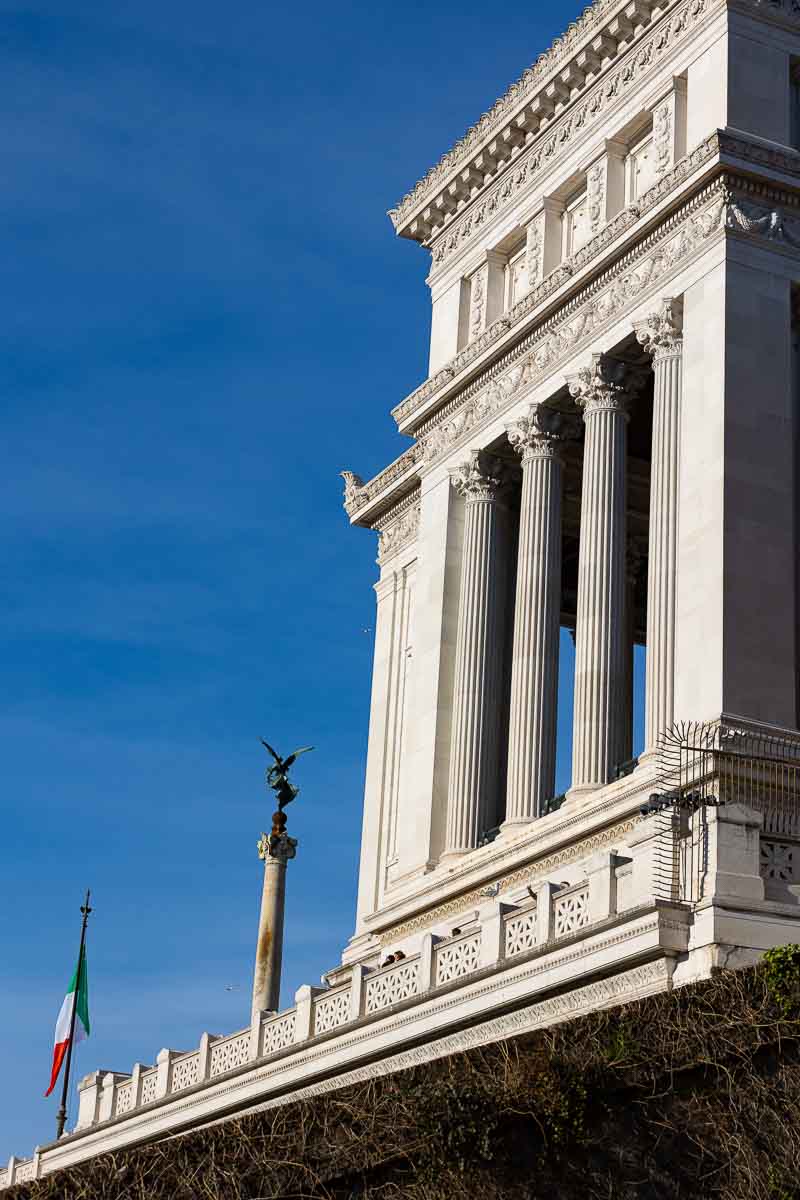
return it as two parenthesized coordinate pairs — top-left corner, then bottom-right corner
(445, 451), (512, 856)
(566, 355), (644, 796)
(504, 407), (576, 826)
(634, 297), (684, 758)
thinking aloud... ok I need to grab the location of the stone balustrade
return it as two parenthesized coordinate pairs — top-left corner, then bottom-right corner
(4, 805), (793, 1190)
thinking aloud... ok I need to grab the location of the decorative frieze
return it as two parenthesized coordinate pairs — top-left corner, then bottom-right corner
(394, 130), (722, 430)
(421, 181), (726, 465)
(425, 0), (712, 268)
(725, 192), (800, 245)
(390, 0), (727, 239)
(376, 494), (421, 565)
(342, 444), (422, 519)
(352, 164), (800, 528)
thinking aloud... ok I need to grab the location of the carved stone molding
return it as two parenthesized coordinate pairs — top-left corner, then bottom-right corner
(376, 495), (421, 565)
(450, 450), (511, 502)
(256, 960), (671, 1113)
(725, 192), (800, 246)
(506, 405), (577, 462)
(378, 817), (637, 944)
(345, 444), (422, 520)
(566, 354), (644, 417)
(425, 0), (715, 269)
(420, 181), (727, 466)
(634, 296), (684, 360)
(588, 160), (606, 235)
(340, 470), (365, 515)
(352, 168), (800, 527)
(391, 0), (726, 239)
(394, 130), (722, 429)
(653, 95), (674, 177)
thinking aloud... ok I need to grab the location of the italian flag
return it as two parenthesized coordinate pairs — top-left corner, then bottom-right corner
(45, 947), (90, 1097)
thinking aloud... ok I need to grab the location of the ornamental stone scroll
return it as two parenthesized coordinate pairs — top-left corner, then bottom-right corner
(450, 450), (512, 503)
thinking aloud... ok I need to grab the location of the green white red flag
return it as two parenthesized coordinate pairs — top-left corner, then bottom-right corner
(45, 947), (90, 1097)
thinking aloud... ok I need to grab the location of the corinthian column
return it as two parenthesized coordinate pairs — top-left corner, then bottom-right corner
(634, 297), (683, 757)
(567, 355), (642, 797)
(503, 406), (570, 825)
(444, 451), (510, 856)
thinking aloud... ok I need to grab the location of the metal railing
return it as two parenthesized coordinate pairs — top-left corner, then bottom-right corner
(654, 721), (800, 901)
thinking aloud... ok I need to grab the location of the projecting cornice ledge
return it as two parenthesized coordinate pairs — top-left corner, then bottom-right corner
(389, 0), (800, 245)
(393, 131), (800, 438)
(345, 142), (800, 534)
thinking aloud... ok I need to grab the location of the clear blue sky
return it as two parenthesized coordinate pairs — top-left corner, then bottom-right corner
(1, 0), (645, 1159)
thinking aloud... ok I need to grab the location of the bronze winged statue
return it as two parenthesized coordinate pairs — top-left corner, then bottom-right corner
(260, 741), (314, 812)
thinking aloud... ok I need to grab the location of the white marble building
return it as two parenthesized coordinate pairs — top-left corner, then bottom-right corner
(7, 0), (800, 1185)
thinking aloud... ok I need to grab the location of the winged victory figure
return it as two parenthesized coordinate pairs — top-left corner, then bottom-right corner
(261, 741), (314, 812)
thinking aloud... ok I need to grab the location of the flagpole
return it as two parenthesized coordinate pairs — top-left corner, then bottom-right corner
(56, 889), (92, 1140)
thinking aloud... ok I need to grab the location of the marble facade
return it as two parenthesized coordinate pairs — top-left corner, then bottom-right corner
(8, 0), (800, 1185)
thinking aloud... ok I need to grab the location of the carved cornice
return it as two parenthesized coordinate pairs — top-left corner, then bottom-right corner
(349, 165), (800, 533)
(340, 470), (365, 513)
(421, 179), (727, 465)
(394, 130), (800, 436)
(343, 445), (422, 521)
(634, 296), (684, 359)
(425, 0), (716, 271)
(389, 0), (692, 238)
(393, 131), (722, 431)
(450, 450), (511, 502)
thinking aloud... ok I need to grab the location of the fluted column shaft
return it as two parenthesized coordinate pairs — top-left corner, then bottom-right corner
(567, 356), (641, 794)
(504, 408), (568, 823)
(635, 298), (683, 755)
(445, 452), (509, 855)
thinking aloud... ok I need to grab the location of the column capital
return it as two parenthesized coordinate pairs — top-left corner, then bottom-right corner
(634, 297), (684, 361)
(450, 450), (511, 502)
(505, 405), (578, 463)
(566, 354), (644, 418)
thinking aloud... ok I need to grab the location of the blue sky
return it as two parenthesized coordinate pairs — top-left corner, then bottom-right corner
(1, 0), (645, 1159)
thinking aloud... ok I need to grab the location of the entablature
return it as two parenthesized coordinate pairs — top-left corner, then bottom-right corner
(346, 145), (800, 533)
(394, 132), (800, 438)
(389, 0), (680, 243)
(390, 0), (800, 246)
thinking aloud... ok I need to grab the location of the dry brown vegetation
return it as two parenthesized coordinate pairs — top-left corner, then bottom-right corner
(9, 952), (800, 1199)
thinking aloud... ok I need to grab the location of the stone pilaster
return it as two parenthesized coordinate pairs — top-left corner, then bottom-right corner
(567, 355), (641, 796)
(503, 406), (569, 824)
(444, 451), (511, 855)
(635, 298), (683, 757)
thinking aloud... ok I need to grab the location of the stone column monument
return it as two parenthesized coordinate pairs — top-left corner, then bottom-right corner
(251, 743), (311, 1022)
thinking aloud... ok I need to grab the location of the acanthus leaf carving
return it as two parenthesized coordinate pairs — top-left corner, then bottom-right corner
(450, 450), (512, 502)
(634, 296), (684, 360)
